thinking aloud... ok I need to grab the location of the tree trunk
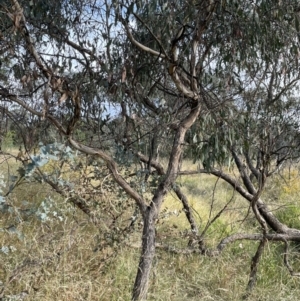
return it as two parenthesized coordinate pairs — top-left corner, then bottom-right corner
(131, 104), (201, 300)
(243, 238), (267, 299)
(132, 205), (158, 301)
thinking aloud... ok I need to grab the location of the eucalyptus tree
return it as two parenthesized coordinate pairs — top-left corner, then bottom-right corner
(116, 0), (300, 299)
(1, 0), (300, 300)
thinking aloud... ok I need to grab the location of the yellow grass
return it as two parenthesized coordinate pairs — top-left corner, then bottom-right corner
(1, 157), (300, 300)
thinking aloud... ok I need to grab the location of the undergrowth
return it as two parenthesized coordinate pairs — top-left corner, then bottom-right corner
(1, 156), (300, 300)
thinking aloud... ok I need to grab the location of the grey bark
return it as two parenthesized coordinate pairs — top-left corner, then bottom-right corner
(132, 203), (160, 301)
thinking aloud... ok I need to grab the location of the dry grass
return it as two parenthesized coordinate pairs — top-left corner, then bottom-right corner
(1, 157), (300, 300)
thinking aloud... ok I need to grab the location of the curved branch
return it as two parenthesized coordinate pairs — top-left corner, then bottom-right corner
(10, 0), (51, 78)
(217, 232), (300, 254)
(68, 138), (147, 215)
(36, 168), (93, 219)
(155, 231), (300, 256)
(231, 148), (256, 195)
(132, 12), (169, 59)
(121, 19), (166, 58)
(179, 168), (300, 235)
(180, 168), (254, 201)
(0, 93), (67, 135)
(244, 150), (260, 180)
(136, 151), (199, 235)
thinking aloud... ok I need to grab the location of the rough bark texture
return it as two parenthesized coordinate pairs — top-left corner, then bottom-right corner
(136, 152), (199, 236)
(132, 103), (201, 300)
(244, 238), (267, 299)
(132, 203), (160, 301)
